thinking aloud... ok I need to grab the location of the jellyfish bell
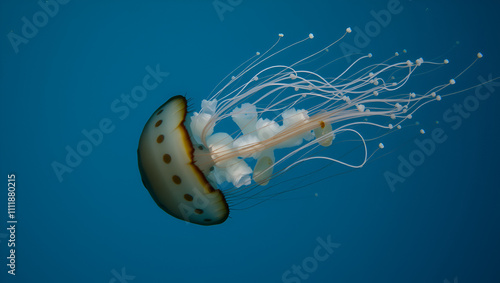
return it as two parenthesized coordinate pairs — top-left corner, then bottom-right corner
(138, 28), (486, 225)
(138, 96), (229, 225)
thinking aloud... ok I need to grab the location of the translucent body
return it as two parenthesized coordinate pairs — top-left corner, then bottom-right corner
(139, 28), (487, 223)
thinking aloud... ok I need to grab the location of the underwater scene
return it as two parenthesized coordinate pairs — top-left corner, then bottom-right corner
(1, 0), (499, 282)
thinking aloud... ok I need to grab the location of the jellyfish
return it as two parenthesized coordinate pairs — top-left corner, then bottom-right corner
(138, 28), (484, 225)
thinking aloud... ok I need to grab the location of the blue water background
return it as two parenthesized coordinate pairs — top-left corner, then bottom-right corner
(1, 0), (499, 282)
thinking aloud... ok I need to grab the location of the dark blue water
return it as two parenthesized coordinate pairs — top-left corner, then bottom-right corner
(1, 1), (499, 282)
